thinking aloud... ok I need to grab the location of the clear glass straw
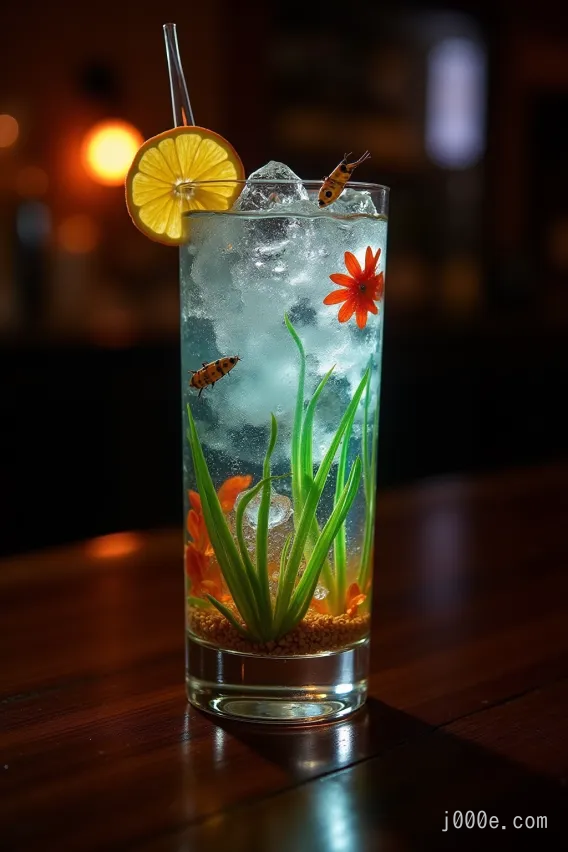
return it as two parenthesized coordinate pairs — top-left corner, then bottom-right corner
(163, 23), (195, 128)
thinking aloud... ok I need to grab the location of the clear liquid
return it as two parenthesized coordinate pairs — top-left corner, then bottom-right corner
(180, 210), (387, 655)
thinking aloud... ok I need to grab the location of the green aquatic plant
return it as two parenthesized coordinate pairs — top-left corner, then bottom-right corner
(284, 314), (373, 617)
(358, 363), (380, 593)
(331, 414), (354, 614)
(185, 316), (369, 641)
(186, 401), (363, 641)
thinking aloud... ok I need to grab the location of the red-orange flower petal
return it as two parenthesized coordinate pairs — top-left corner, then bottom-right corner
(217, 474), (253, 513)
(200, 579), (224, 598)
(186, 509), (201, 540)
(369, 271), (384, 300)
(206, 563), (230, 600)
(185, 543), (209, 585)
(355, 305), (368, 329)
(344, 251), (362, 278)
(347, 593), (366, 617)
(311, 597), (329, 615)
(363, 246), (381, 276)
(338, 298), (357, 323)
(346, 582), (366, 617)
(323, 289), (351, 305)
(329, 273), (355, 288)
(188, 490), (202, 514)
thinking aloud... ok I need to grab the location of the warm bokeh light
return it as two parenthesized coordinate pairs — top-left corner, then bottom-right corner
(57, 214), (99, 253)
(16, 165), (49, 197)
(81, 119), (143, 186)
(0, 114), (19, 148)
(85, 532), (143, 560)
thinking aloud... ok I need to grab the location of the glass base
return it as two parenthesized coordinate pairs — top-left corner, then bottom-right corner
(186, 633), (369, 724)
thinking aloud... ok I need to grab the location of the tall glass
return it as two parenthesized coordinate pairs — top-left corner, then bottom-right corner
(181, 178), (388, 723)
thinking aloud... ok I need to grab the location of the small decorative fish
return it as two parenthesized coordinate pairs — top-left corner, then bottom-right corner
(318, 151), (371, 208)
(189, 356), (241, 397)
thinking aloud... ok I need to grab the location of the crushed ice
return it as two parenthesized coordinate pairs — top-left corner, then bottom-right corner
(182, 160), (386, 466)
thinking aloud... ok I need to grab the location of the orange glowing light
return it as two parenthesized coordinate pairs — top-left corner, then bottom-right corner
(16, 166), (49, 197)
(85, 532), (143, 560)
(81, 120), (143, 186)
(58, 214), (99, 253)
(0, 114), (19, 148)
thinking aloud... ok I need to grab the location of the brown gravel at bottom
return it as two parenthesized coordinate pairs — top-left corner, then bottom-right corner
(189, 607), (370, 655)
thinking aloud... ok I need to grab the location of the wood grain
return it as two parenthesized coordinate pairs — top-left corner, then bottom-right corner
(1, 463), (567, 851)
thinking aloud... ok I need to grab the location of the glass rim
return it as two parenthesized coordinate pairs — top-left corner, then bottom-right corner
(182, 178), (390, 193)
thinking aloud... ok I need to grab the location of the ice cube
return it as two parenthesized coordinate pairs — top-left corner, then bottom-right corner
(326, 187), (378, 216)
(240, 490), (293, 529)
(233, 161), (310, 211)
(228, 163), (318, 310)
(313, 585), (329, 600)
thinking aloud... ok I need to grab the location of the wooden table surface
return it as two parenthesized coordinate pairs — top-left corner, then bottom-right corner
(1, 463), (567, 851)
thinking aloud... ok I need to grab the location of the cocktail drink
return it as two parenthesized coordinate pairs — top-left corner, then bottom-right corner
(125, 25), (388, 723)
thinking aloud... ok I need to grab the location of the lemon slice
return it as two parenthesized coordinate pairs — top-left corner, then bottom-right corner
(125, 126), (245, 245)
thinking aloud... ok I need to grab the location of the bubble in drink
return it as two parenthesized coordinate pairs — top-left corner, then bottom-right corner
(241, 491), (293, 529)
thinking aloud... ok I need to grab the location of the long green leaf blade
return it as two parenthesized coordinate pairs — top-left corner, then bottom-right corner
(281, 457), (362, 634)
(313, 368), (369, 492)
(278, 532), (293, 589)
(256, 413), (278, 626)
(206, 595), (256, 641)
(233, 483), (265, 625)
(187, 595), (210, 609)
(187, 425), (247, 611)
(194, 472), (260, 634)
(299, 365), (336, 604)
(333, 422), (352, 614)
(273, 369), (369, 631)
(299, 365), (335, 502)
(186, 406), (262, 636)
(235, 471), (289, 637)
(284, 313), (306, 524)
(358, 380), (380, 592)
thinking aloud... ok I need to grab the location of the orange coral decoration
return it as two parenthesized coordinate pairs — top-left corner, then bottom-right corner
(185, 475), (252, 600)
(310, 595), (329, 615)
(345, 582), (366, 618)
(324, 246), (384, 329)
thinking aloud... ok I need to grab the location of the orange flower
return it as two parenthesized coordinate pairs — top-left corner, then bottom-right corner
(324, 246), (384, 329)
(310, 595), (329, 615)
(217, 475), (253, 513)
(346, 582), (366, 618)
(185, 475), (252, 601)
(185, 543), (227, 601)
(186, 491), (212, 555)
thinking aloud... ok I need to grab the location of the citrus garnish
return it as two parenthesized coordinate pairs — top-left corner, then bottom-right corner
(125, 126), (245, 245)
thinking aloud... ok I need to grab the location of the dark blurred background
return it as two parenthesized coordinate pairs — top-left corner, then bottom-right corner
(1, 0), (567, 556)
